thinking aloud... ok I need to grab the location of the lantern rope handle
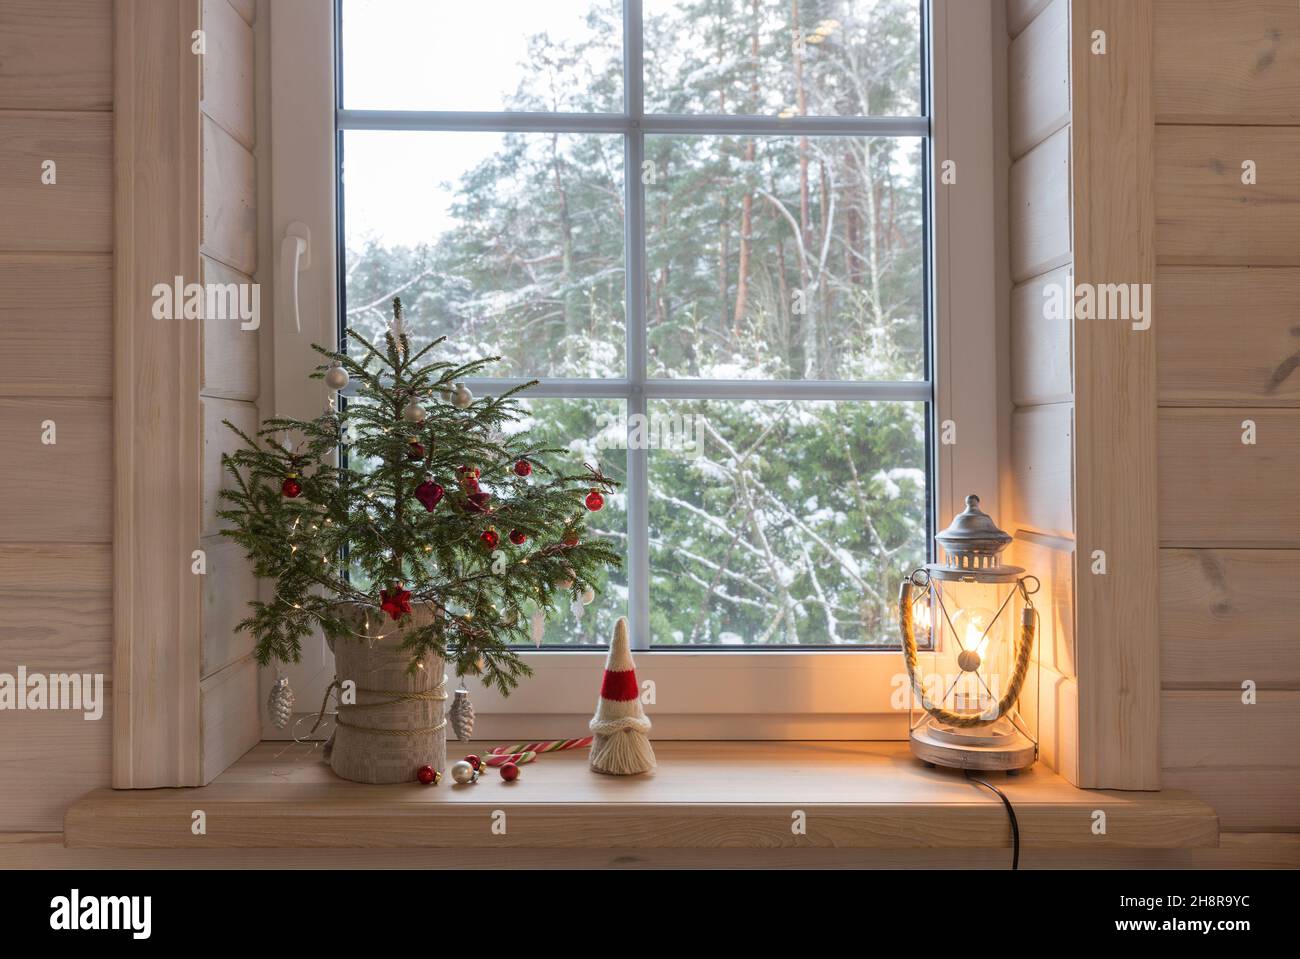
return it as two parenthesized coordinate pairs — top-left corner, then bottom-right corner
(898, 576), (1037, 728)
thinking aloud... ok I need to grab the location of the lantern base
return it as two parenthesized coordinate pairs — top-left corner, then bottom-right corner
(909, 715), (1036, 771)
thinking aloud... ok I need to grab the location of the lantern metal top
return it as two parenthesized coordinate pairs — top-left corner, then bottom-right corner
(929, 494), (1023, 581)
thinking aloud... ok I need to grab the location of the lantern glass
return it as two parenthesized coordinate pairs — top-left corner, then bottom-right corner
(933, 578), (1016, 714)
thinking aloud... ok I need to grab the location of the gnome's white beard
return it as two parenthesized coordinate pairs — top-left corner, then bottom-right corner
(590, 722), (657, 776)
(590, 700), (655, 775)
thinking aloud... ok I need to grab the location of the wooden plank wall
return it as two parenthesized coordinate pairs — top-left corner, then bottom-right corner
(113, 0), (206, 788)
(1068, 0), (1160, 790)
(0, 0), (256, 829)
(110, 0), (258, 792)
(0, 0), (114, 830)
(197, 0), (261, 782)
(1007, 0), (1161, 791)
(1152, 0), (1300, 832)
(1005, 0), (1080, 784)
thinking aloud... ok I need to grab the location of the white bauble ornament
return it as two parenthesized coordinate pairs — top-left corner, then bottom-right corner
(530, 609), (546, 646)
(580, 585), (596, 606)
(452, 383), (474, 409)
(450, 760), (477, 784)
(573, 602), (585, 620)
(402, 399), (426, 423)
(324, 363), (349, 391)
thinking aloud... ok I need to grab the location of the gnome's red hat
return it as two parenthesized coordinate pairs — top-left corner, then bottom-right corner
(589, 617), (655, 774)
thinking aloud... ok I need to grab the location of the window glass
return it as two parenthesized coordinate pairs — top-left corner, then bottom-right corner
(337, 0), (928, 647)
(643, 0), (923, 116)
(647, 399), (926, 645)
(644, 134), (924, 380)
(343, 130), (626, 379)
(341, 0), (624, 112)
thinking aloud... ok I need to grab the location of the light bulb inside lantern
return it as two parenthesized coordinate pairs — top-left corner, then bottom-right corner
(951, 606), (995, 659)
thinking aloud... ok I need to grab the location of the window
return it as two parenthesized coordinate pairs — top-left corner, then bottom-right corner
(268, 0), (995, 729)
(336, 0), (929, 649)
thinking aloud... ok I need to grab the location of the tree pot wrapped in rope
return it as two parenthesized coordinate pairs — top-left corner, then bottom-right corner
(897, 494), (1040, 772)
(326, 603), (447, 784)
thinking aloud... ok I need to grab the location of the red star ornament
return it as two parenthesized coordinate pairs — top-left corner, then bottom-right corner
(380, 584), (412, 621)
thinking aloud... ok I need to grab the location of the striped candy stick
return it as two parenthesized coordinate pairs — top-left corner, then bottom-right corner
(488, 736), (592, 757)
(482, 750), (538, 767)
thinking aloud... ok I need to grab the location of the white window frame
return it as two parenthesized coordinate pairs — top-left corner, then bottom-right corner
(261, 0), (997, 739)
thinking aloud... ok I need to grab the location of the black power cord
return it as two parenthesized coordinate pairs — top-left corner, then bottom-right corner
(965, 770), (1021, 870)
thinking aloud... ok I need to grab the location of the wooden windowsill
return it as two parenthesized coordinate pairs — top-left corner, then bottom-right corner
(65, 741), (1218, 850)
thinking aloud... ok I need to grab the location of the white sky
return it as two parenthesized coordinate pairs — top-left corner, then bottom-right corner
(340, 1), (922, 248)
(342, 0), (611, 247)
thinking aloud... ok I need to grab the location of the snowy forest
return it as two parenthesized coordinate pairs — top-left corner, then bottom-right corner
(341, 0), (928, 646)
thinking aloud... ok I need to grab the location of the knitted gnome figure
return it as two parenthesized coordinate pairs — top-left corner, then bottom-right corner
(589, 617), (656, 775)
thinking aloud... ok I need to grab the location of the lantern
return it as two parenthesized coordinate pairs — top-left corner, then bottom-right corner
(898, 494), (1040, 771)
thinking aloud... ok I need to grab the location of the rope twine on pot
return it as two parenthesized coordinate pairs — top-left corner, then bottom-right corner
(312, 675), (448, 737)
(898, 575), (1036, 728)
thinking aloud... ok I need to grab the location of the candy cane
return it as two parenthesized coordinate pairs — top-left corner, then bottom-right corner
(488, 736), (591, 757)
(482, 750), (538, 767)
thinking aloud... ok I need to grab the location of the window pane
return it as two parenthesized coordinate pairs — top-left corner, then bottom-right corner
(343, 130), (626, 378)
(647, 399), (926, 645)
(340, 0), (624, 112)
(508, 398), (629, 646)
(644, 135), (924, 380)
(643, 0), (922, 116)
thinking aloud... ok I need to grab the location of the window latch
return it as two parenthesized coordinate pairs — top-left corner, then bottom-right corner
(279, 221), (312, 334)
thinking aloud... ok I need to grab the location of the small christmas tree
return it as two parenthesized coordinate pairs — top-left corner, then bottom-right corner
(218, 297), (621, 695)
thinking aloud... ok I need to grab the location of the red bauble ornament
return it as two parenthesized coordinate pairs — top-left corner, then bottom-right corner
(562, 532), (579, 547)
(480, 528), (500, 549)
(466, 491), (493, 514)
(464, 754), (482, 771)
(407, 438), (425, 461)
(281, 475), (302, 498)
(585, 489), (605, 511)
(416, 765), (439, 785)
(380, 584), (412, 620)
(513, 459), (532, 477)
(499, 761), (520, 782)
(415, 480), (444, 512)
(508, 529), (527, 546)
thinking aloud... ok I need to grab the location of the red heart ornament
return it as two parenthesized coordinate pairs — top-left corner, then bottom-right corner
(415, 480), (444, 511)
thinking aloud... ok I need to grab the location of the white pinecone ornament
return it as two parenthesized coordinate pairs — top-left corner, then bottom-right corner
(448, 687), (475, 742)
(268, 675), (294, 730)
